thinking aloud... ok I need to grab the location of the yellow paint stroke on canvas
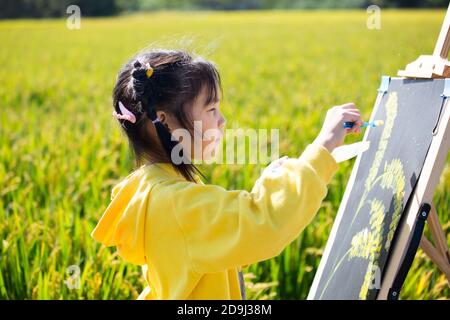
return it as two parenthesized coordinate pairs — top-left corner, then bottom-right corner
(353, 199), (385, 298)
(350, 92), (406, 299)
(350, 157), (405, 299)
(356, 91), (399, 218)
(380, 158), (406, 251)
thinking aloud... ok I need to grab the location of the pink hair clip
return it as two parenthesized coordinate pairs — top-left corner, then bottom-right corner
(112, 101), (137, 124)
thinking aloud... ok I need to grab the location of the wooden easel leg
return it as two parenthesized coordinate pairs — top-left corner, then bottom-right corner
(419, 203), (450, 285)
(420, 237), (450, 284)
(428, 204), (450, 262)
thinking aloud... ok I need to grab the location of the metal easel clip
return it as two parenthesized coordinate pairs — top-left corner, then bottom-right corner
(377, 76), (391, 94)
(440, 78), (450, 97)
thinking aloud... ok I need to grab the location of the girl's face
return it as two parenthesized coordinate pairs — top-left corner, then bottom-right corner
(158, 85), (226, 162)
(190, 85), (225, 161)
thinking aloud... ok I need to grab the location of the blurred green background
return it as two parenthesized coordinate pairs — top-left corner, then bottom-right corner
(1, 0), (449, 18)
(0, 2), (449, 300)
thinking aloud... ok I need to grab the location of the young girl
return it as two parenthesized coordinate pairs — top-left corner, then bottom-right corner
(91, 49), (362, 300)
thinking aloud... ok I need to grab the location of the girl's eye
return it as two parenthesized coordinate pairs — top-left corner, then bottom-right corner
(208, 108), (216, 113)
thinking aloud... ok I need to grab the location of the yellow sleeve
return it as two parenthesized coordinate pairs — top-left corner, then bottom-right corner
(162, 143), (339, 274)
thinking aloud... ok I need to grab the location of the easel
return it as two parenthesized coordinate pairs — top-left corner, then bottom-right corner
(377, 4), (450, 300)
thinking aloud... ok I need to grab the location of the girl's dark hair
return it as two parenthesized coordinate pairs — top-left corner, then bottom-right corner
(113, 49), (223, 182)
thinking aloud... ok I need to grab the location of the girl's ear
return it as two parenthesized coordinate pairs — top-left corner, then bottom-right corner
(156, 111), (171, 131)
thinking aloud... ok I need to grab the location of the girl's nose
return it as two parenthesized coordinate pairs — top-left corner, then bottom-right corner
(218, 113), (226, 128)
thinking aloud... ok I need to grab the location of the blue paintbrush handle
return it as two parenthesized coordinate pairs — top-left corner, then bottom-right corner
(343, 121), (373, 129)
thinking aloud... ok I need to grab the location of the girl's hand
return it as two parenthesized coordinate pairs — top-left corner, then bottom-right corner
(313, 103), (363, 153)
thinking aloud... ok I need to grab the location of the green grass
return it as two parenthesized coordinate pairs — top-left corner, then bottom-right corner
(0, 9), (448, 300)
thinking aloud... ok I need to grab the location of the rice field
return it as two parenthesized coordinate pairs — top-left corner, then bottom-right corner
(0, 9), (449, 300)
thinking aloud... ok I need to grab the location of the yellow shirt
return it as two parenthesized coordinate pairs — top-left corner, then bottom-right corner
(91, 143), (339, 299)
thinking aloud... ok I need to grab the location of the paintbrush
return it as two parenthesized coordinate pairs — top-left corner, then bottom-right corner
(343, 120), (384, 129)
